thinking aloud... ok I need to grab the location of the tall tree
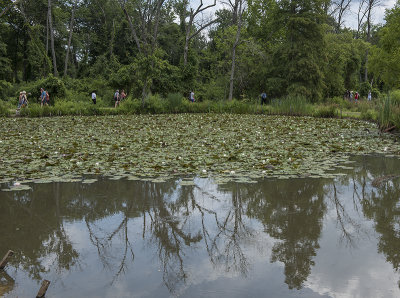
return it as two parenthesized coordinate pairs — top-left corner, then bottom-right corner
(228, 0), (245, 100)
(177, 0), (217, 66)
(48, 0), (58, 76)
(119, 0), (168, 101)
(364, 0), (381, 82)
(64, 0), (77, 77)
(331, 0), (352, 32)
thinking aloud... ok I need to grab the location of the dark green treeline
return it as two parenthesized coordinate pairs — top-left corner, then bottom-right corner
(1, 0), (400, 101)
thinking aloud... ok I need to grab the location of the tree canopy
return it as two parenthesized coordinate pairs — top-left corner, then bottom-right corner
(0, 0), (398, 101)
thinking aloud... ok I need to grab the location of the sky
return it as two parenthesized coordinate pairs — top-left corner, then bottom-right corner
(190, 0), (398, 29)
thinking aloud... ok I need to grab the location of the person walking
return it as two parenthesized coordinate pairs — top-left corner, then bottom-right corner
(260, 91), (267, 105)
(91, 91), (97, 104)
(114, 90), (120, 108)
(17, 92), (23, 109)
(354, 92), (359, 103)
(40, 88), (47, 107)
(21, 91), (28, 107)
(368, 90), (372, 101)
(189, 90), (195, 102)
(120, 90), (127, 101)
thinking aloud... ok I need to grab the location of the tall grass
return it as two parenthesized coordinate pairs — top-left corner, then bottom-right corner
(270, 96), (312, 116)
(378, 96), (392, 130)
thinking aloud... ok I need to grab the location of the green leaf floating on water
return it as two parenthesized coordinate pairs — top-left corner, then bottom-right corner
(0, 114), (399, 184)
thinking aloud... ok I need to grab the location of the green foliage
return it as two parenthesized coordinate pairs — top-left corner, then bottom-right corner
(166, 93), (185, 113)
(271, 96), (312, 116)
(389, 90), (400, 106)
(0, 100), (10, 116)
(359, 82), (372, 97)
(0, 80), (12, 100)
(368, 5), (400, 90)
(17, 75), (66, 104)
(378, 96), (392, 129)
(313, 105), (337, 118)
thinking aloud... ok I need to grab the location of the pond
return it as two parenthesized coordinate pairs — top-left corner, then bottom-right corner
(1, 155), (399, 297)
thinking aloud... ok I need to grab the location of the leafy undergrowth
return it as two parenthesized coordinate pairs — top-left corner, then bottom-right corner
(0, 114), (399, 187)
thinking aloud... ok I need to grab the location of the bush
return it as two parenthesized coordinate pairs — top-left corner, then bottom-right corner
(360, 109), (377, 121)
(120, 98), (141, 114)
(143, 94), (167, 114)
(0, 80), (12, 100)
(17, 75), (66, 105)
(166, 93), (185, 113)
(0, 100), (10, 116)
(390, 90), (400, 106)
(313, 105), (337, 118)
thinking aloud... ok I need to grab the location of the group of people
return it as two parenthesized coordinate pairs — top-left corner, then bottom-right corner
(90, 89), (127, 107)
(16, 88), (50, 109)
(345, 90), (372, 102)
(113, 89), (127, 108)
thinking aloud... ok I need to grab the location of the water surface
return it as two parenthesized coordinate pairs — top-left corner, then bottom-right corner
(1, 155), (399, 297)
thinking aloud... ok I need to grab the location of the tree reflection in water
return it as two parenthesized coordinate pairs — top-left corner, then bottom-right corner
(245, 178), (327, 289)
(1, 155), (400, 295)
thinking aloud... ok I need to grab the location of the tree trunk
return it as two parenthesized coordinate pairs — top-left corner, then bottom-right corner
(14, 31), (19, 82)
(64, 0), (77, 77)
(23, 32), (28, 81)
(229, 0), (243, 101)
(365, 3), (372, 82)
(183, 27), (190, 66)
(48, 0), (58, 76)
(110, 19), (115, 57)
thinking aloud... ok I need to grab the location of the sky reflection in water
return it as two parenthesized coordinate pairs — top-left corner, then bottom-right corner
(0, 155), (399, 298)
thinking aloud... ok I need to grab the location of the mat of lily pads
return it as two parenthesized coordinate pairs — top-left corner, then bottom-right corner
(1, 114), (399, 187)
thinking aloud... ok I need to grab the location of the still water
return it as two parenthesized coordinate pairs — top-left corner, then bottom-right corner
(1, 155), (399, 298)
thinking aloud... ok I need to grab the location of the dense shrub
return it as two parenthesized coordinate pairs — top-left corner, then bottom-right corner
(0, 100), (10, 116)
(0, 80), (12, 100)
(313, 105), (336, 118)
(271, 96), (312, 116)
(16, 75), (66, 105)
(390, 90), (400, 106)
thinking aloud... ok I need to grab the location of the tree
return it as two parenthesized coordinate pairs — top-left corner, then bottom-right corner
(228, 0), (245, 101)
(48, 0), (58, 76)
(64, 0), (77, 77)
(368, 2), (400, 89)
(176, 0), (218, 66)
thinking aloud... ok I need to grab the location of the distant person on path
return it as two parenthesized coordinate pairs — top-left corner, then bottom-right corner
(17, 92), (23, 109)
(21, 91), (28, 107)
(354, 92), (359, 103)
(261, 91), (267, 105)
(17, 91), (28, 109)
(368, 90), (372, 101)
(349, 91), (353, 101)
(344, 90), (350, 100)
(114, 90), (120, 108)
(40, 88), (47, 107)
(91, 91), (97, 104)
(120, 90), (127, 101)
(45, 91), (50, 105)
(189, 91), (195, 102)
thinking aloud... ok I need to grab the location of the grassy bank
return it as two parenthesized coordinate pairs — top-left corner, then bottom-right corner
(1, 93), (400, 131)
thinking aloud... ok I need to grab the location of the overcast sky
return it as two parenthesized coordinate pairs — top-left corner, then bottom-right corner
(190, 0), (397, 29)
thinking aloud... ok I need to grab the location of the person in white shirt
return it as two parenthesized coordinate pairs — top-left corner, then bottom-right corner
(91, 91), (96, 104)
